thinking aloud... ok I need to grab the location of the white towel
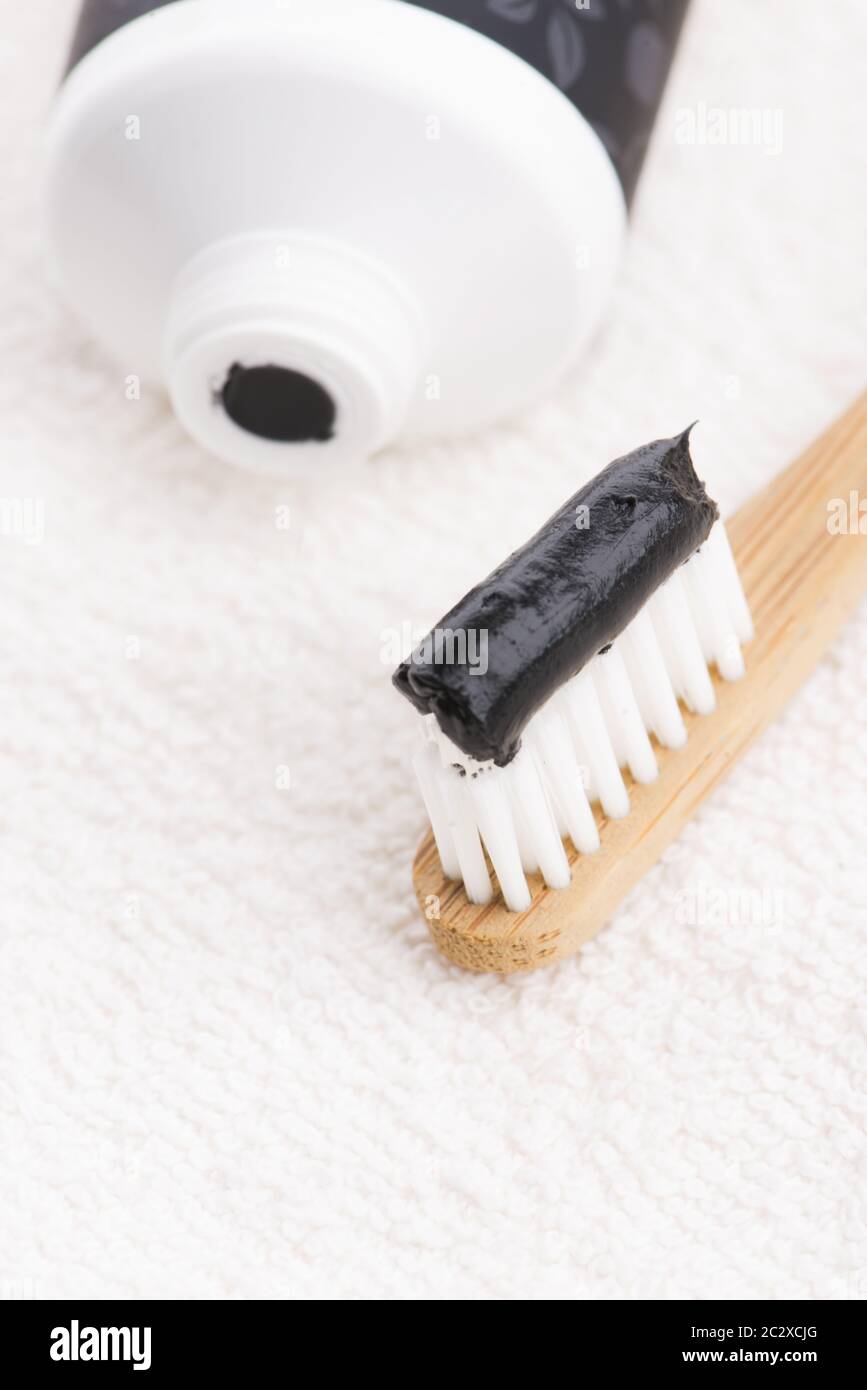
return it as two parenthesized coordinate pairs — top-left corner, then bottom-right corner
(0, 0), (864, 1299)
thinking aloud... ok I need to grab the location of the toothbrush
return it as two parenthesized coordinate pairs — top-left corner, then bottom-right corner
(396, 425), (743, 911)
(397, 392), (867, 972)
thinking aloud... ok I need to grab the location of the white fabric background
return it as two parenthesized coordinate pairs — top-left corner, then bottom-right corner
(1, 0), (865, 1300)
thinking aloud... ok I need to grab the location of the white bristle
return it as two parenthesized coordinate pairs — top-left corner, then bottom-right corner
(562, 673), (630, 820)
(621, 606), (687, 749)
(468, 773), (531, 913)
(594, 644), (658, 785)
(650, 571), (716, 715)
(507, 781), (539, 876)
(412, 744), (461, 881)
(437, 762), (492, 905)
(510, 747), (571, 893)
(413, 520), (751, 912)
(529, 707), (600, 855)
(683, 545), (745, 682)
(706, 521), (754, 644)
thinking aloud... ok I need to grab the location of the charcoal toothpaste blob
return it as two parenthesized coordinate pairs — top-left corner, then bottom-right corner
(47, 0), (690, 475)
(394, 428), (718, 766)
(394, 431), (753, 911)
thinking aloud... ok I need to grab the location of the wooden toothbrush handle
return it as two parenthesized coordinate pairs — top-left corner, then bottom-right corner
(412, 390), (867, 973)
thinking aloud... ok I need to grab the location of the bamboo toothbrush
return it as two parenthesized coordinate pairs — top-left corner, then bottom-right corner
(402, 391), (867, 973)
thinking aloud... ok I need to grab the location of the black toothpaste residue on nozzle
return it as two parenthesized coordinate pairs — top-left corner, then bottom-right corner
(219, 363), (336, 444)
(393, 428), (718, 766)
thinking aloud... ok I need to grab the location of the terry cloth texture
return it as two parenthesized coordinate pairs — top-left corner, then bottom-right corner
(0, 1), (865, 1299)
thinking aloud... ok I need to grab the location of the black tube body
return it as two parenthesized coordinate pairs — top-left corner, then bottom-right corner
(393, 430), (718, 765)
(65, 0), (176, 73)
(404, 0), (690, 205)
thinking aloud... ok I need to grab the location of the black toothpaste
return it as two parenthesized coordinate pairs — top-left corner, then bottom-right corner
(393, 429), (718, 765)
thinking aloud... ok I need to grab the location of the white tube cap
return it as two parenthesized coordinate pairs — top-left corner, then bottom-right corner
(46, 0), (627, 475)
(164, 233), (425, 476)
